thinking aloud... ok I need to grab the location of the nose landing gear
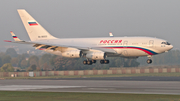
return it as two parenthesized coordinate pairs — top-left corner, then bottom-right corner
(147, 59), (152, 64)
(147, 55), (152, 64)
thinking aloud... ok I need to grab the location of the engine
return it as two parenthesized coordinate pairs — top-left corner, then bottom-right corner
(86, 52), (106, 60)
(62, 50), (82, 58)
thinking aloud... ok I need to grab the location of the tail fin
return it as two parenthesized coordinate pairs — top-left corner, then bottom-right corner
(10, 31), (22, 41)
(17, 9), (57, 41)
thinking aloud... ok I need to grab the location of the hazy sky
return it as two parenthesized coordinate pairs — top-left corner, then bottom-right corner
(1, 0), (180, 49)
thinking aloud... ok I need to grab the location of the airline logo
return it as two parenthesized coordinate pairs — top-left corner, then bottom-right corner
(100, 40), (122, 43)
(28, 22), (38, 26)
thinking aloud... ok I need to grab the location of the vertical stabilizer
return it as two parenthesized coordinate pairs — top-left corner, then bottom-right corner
(17, 9), (57, 41)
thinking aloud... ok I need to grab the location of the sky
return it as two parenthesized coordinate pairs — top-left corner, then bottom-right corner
(1, 0), (180, 49)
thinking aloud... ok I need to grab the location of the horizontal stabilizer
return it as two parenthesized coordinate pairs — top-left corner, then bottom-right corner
(10, 31), (21, 41)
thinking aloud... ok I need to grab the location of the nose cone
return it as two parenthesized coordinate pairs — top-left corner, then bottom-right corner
(168, 45), (173, 51)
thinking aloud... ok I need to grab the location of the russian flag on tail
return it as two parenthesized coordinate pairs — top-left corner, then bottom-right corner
(13, 36), (17, 38)
(28, 22), (38, 26)
(10, 31), (17, 38)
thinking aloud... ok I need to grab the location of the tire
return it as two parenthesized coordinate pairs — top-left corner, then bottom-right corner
(83, 60), (87, 65)
(87, 61), (92, 65)
(104, 60), (109, 64)
(92, 60), (96, 63)
(147, 59), (152, 64)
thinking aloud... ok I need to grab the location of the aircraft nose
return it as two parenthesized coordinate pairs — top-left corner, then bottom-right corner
(169, 45), (173, 50)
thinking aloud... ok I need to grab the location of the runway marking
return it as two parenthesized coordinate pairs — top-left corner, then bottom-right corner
(0, 85), (86, 91)
(88, 88), (109, 90)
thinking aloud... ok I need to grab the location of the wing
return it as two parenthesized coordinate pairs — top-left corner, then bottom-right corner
(5, 32), (117, 54)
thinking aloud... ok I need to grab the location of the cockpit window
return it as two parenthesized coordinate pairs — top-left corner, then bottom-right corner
(161, 42), (171, 45)
(161, 42), (166, 44)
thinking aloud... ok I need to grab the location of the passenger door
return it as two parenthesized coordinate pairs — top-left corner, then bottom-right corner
(149, 40), (154, 47)
(123, 41), (128, 47)
(123, 41), (128, 56)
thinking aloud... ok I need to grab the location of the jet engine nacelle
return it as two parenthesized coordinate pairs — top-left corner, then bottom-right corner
(62, 50), (82, 58)
(86, 52), (106, 60)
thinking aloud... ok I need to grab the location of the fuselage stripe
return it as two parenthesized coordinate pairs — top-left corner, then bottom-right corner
(102, 46), (157, 55)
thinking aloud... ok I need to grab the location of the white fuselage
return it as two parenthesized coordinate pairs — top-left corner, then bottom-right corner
(42, 36), (173, 58)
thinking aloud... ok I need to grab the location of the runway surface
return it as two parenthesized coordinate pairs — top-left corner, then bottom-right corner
(40, 76), (180, 81)
(0, 76), (180, 95)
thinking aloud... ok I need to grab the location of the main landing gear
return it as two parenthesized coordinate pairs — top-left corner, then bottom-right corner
(147, 55), (152, 64)
(83, 60), (109, 65)
(83, 60), (96, 65)
(100, 60), (109, 64)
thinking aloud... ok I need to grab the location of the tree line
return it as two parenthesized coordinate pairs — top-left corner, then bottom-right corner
(1, 48), (180, 72)
(0, 48), (140, 71)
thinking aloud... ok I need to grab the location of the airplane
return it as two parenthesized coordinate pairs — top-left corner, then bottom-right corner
(5, 9), (173, 65)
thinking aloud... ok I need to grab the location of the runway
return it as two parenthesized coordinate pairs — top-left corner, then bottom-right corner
(40, 76), (180, 81)
(0, 76), (180, 95)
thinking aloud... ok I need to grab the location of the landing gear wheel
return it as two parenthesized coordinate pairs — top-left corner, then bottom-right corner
(83, 60), (87, 65)
(87, 60), (92, 65)
(100, 60), (105, 64)
(147, 59), (152, 64)
(104, 60), (109, 64)
(92, 60), (96, 63)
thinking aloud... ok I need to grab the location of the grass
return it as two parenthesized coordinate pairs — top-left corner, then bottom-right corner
(1, 72), (180, 80)
(0, 91), (180, 101)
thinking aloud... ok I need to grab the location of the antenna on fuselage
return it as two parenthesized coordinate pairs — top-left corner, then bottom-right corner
(109, 32), (114, 37)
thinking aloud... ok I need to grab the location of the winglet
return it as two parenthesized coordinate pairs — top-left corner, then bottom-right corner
(10, 31), (21, 41)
